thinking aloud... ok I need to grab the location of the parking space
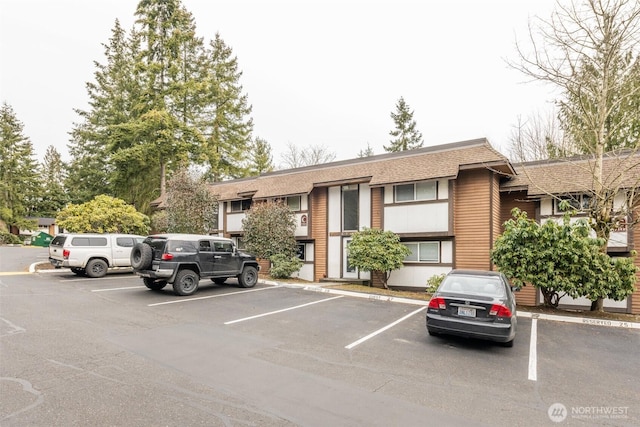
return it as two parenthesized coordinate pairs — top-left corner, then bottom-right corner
(3, 269), (638, 425)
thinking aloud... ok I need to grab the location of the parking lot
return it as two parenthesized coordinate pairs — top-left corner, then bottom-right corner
(1, 250), (639, 426)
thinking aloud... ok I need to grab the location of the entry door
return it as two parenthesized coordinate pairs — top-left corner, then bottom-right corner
(342, 237), (358, 279)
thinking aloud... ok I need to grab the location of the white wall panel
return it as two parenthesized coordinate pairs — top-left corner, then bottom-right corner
(384, 202), (449, 233)
(388, 265), (452, 288)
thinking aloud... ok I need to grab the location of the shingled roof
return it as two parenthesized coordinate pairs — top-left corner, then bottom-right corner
(501, 150), (640, 196)
(209, 138), (514, 201)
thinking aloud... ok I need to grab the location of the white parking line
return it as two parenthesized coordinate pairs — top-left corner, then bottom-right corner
(528, 318), (538, 381)
(59, 276), (139, 283)
(345, 306), (427, 350)
(92, 286), (144, 292)
(224, 295), (344, 325)
(149, 286), (276, 307)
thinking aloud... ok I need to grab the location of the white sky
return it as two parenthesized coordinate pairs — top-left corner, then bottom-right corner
(1, 0), (560, 167)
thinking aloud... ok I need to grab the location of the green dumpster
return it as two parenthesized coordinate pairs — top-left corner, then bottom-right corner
(31, 231), (53, 247)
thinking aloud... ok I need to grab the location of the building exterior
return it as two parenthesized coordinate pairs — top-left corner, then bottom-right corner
(206, 138), (640, 314)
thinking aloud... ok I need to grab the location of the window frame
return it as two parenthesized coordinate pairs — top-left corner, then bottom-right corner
(554, 194), (591, 214)
(394, 180), (437, 203)
(403, 241), (440, 263)
(287, 196), (302, 212)
(230, 199), (252, 212)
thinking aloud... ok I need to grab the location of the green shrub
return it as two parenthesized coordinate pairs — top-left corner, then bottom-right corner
(426, 273), (445, 294)
(269, 254), (303, 279)
(0, 232), (22, 245)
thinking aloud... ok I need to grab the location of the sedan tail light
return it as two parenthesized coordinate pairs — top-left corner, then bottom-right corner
(62, 249), (70, 259)
(489, 304), (513, 318)
(428, 297), (446, 310)
(161, 253), (173, 261)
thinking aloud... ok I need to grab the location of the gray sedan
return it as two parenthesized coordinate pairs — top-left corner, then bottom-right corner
(426, 269), (517, 347)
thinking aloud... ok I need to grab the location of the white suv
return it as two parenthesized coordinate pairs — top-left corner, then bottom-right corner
(49, 233), (145, 278)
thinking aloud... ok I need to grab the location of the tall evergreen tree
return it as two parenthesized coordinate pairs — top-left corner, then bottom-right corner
(384, 97), (424, 152)
(0, 103), (40, 230)
(200, 33), (253, 181)
(357, 143), (375, 157)
(66, 19), (138, 204)
(246, 137), (275, 176)
(36, 145), (69, 217)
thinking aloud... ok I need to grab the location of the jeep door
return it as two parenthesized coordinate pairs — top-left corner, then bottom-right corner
(197, 240), (216, 275)
(212, 240), (240, 275)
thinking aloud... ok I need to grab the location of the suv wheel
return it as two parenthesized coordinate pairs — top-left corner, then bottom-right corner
(131, 243), (153, 270)
(144, 278), (167, 291)
(85, 259), (108, 278)
(173, 269), (200, 296)
(237, 266), (258, 288)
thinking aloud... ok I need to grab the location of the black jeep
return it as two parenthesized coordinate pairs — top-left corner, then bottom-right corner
(130, 234), (260, 296)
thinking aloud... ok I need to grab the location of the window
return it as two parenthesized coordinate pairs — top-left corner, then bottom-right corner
(199, 240), (212, 252)
(296, 243), (306, 260)
(287, 196), (301, 211)
(230, 199), (252, 212)
(71, 237), (107, 246)
(235, 237), (245, 250)
(554, 195), (591, 214)
(403, 242), (440, 263)
(116, 237), (134, 247)
(342, 185), (359, 231)
(214, 241), (233, 252)
(394, 181), (437, 202)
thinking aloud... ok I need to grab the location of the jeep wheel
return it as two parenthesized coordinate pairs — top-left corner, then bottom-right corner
(85, 259), (108, 278)
(237, 266), (258, 288)
(212, 278), (227, 285)
(173, 269), (200, 296)
(131, 243), (153, 270)
(144, 278), (167, 291)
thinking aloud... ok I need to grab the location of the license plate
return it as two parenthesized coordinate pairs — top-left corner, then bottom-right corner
(458, 307), (476, 317)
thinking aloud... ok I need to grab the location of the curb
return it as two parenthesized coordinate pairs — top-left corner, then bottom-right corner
(516, 310), (640, 330)
(261, 279), (640, 330)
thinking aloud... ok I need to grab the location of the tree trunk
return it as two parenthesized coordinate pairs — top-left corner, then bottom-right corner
(590, 299), (604, 311)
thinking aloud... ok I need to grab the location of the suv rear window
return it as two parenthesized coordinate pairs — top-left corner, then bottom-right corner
(50, 236), (67, 247)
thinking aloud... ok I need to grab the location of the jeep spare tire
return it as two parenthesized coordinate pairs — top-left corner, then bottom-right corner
(131, 242), (153, 270)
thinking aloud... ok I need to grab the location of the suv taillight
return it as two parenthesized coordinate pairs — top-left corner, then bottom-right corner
(161, 253), (173, 261)
(489, 304), (512, 318)
(428, 297), (446, 310)
(62, 249), (70, 259)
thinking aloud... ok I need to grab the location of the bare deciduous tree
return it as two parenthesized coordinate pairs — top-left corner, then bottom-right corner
(509, 0), (640, 310)
(280, 142), (336, 169)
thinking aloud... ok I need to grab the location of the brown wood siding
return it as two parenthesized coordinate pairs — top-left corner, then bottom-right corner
(371, 187), (383, 229)
(311, 188), (328, 281)
(631, 207), (640, 314)
(454, 169), (493, 269)
(500, 191), (537, 226)
(499, 191), (539, 306)
(369, 186), (385, 287)
(491, 174), (501, 248)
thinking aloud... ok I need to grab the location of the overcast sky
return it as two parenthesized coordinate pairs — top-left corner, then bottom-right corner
(1, 0), (560, 167)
